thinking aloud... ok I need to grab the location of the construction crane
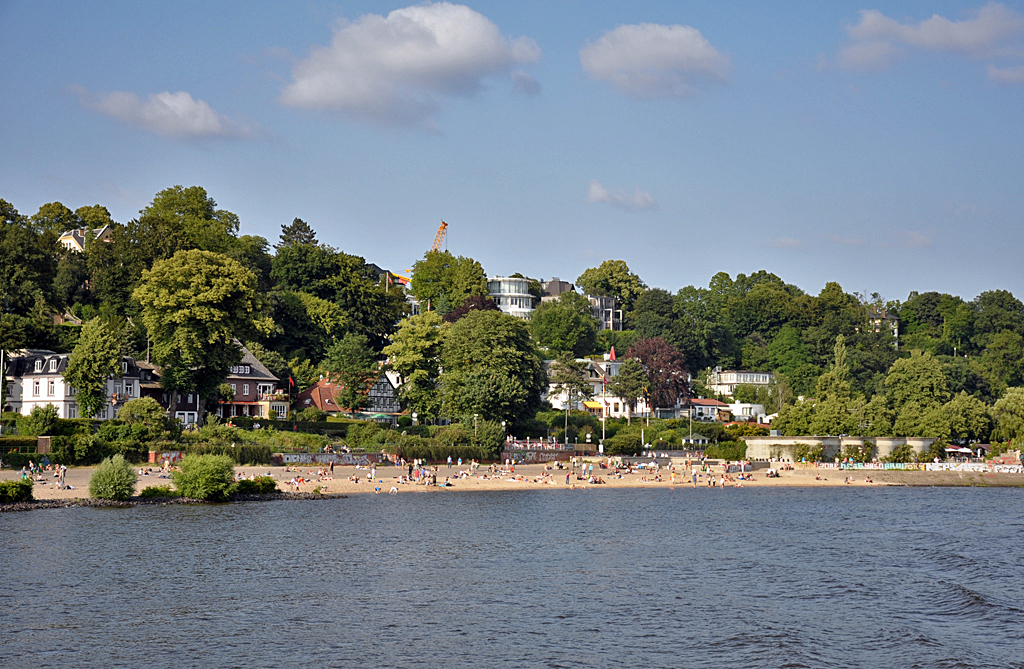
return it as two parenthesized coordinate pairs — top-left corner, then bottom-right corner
(429, 221), (447, 252)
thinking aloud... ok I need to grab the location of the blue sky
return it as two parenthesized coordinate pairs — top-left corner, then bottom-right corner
(2, 1), (1023, 303)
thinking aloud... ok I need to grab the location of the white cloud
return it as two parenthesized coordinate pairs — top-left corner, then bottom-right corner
(280, 2), (540, 127)
(989, 63), (1024, 82)
(511, 70), (541, 96)
(580, 22), (729, 98)
(587, 180), (656, 212)
(838, 2), (1024, 71)
(73, 87), (251, 139)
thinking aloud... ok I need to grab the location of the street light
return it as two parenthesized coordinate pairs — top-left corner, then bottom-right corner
(473, 413), (478, 440)
(411, 412), (418, 426)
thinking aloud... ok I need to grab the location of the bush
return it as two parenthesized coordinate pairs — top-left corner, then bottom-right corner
(884, 443), (917, 463)
(0, 436), (40, 453)
(793, 444), (823, 463)
(704, 440), (748, 461)
(297, 407), (327, 422)
(604, 431), (642, 455)
(16, 405), (60, 437)
(183, 442), (271, 465)
(233, 477), (279, 495)
(89, 454), (138, 500)
(139, 485), (181, 498)
(172, 454), (235, 502)
(0, 479), (34, 503)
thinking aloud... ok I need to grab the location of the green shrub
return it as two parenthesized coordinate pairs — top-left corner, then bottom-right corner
(172, 454), (235, 501)
(183, 442), (271, 465)
(793, 444), (823, 462)
(704, 440), (748, 461)
(233, 477), (279, 495)
(139, 485), (181, 498)
(604, 431), (642, 455)
(89, 454), (138, 500)
(0, 479), (34, 503)
(0, 436), (40, 453)
(16, 405), (59, 437)
(297, 407), (327, 422)
(884, 443), (917, 463)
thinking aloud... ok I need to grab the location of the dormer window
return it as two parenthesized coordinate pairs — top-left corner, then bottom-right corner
(122, 362), (128, 374)
(34, 360), (42, 372)
(49, 359), (58, 372)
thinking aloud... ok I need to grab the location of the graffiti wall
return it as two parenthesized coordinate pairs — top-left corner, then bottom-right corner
(501, 450), (573, 463)
(271, 452), (386, 466)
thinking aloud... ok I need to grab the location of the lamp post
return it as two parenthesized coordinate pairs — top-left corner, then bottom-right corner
(473, 413), (478, 441)
(412, 412), (418, 426)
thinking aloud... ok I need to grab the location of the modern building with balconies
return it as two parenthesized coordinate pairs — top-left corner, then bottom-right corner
(487, 276), (535, 319)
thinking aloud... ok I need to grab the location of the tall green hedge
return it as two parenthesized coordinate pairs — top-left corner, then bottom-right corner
(183, 442), (271, 465)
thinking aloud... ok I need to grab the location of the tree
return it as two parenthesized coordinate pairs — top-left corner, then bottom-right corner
(383, 312), (444, 420)
(323, 333), (379, 413)
(118, 397), (170, 429)
(576, 260), (646, 314)
(439, 310), (546, 423)
(530, 291), (599, 357)
(608, 358), (645, 425)
(140, 185), (239, 255)
(626, 337), (690, 411)
(884, 351), (949, 412)
(991, 387), (1024, 446)
(410, 250), (488, 311)
(944, 391), (991, 444)
(442, 294), (500, 324)
(63, 318), (123, 420)
(1, 201), (56, 317)
(547, 352), (593, 436)
(276, 218), (317, 249)
(133, 250), (264, 424)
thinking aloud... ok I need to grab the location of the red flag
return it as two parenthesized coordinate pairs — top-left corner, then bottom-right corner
(289, 376), (295, 387)
(609, 346), (616, 361)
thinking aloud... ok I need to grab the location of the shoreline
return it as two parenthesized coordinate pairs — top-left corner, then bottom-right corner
(3, 463), (1023, 510)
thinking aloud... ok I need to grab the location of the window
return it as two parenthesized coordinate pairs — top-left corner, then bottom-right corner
(47, 380), (55, 396)
(122, 362), (128, 374)
(230, 384), (236, 394)
(49, 358), (58, 372)
(114, 384), (121, 396)
(187, 393), (193, 404)
(68, 406), (77, 419)
(68, 385), (76, 396)
(34, 360), (42, 372)
(243, 384), (249, 396)
(33, 381), (40, 396)
(126, 384), (133, 396)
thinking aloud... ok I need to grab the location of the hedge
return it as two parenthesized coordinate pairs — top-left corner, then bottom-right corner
(0, 479), (33, 503)
(0, 436), (40, 453)
(183, 442), (272, 465)
(1, 452), (58, 469)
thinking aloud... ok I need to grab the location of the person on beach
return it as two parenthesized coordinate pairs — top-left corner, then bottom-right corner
(447, 456), (452, 468)
(565, 471), (570, 485)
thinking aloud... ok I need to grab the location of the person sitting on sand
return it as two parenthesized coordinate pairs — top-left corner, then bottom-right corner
(865, 476), (872, 483)
(389, 486), (398, 494)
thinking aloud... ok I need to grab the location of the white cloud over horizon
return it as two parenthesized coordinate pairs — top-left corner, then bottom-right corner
(279, 2), (540, 127)
(587, 180), (656, 212)
(837, 2), (1024, 74)
(580, 22), (729, 98)
(73, 87), (252, 139)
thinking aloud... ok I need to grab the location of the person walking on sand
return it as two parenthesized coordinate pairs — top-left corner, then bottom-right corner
(447, 455), (452, 468)
(565, 470), (570, 485)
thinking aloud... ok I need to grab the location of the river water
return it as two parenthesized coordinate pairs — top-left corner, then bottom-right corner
(2, 487), (1022, 668)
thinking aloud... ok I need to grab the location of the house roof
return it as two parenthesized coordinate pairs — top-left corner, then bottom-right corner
(226, 346), (278, 382)
(58, 225), (112, 250)
(295, 379), (342, 412)
(686, 398), (729, 407)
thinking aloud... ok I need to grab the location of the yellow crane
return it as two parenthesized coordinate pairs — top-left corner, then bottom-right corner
(429, 221), (447, 252)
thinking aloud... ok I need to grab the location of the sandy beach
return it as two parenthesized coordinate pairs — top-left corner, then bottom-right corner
(5, 460), (1023, 502)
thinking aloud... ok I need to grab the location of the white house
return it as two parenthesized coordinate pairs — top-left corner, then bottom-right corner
(706, 367), (774, 397)
(488, 276), (535, 319)
(58, 225), (112, 253)
(2, 349), (141, 420)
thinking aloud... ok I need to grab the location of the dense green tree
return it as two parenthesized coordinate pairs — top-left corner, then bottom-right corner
(227, 235), (273, 292)
(30, 201), (79, 250)
(383, 312), (444, 420)
(530, 291), (599, 357)
(1, 201), (56, 316)
(944, 391), (992, 444)
(978, 331), (1024, 391)
(63, 318), (123, 420)
(133, 250), (264, 423)
(410, 250), (488, 311)
(276, 218), (317, 249)
(884, 351), (949, 412)
(140, 185), (239, 255)
(439, 310), (546, 423)
(992, 387), (1024, 446)
(576, 260), (645, 314)
(263, 290), (347, 361)
(596, 329), (639, 356)
(972, 290), (1024, 343)
(322, 333), (378, 413)
(547, 352), (593, 435)
(673, 285), (738, 371)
